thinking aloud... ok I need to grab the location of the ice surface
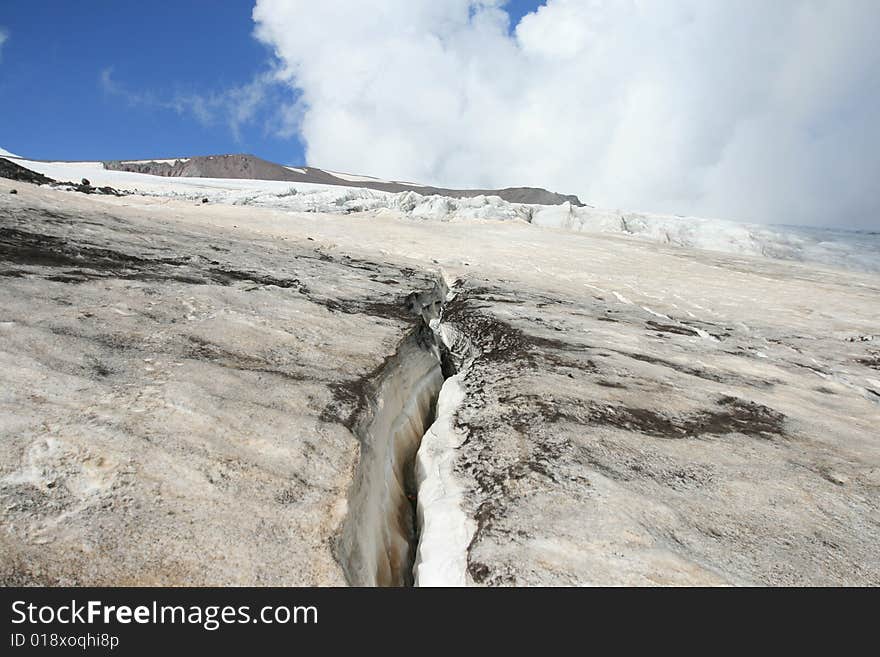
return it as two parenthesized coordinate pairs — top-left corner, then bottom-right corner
(414, 375), (475, 586)
(2, 172), (878, 586)
(7, 154), (879, 274)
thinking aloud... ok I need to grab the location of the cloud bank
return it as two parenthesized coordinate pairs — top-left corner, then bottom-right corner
(253, 0), (880, 230)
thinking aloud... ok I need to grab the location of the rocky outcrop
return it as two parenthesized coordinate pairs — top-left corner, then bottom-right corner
(0, 157), (54, 185)
(0, 157), (124, 196)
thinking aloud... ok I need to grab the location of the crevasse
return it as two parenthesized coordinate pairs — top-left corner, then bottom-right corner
(334, 275), (472, 587)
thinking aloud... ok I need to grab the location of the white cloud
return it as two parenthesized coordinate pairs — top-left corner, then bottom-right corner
(100, 67), (287, 142)
(253, 0), (880, 229)
(0, 27), (9, 61)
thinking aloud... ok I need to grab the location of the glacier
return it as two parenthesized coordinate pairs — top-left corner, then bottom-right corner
(5, 154), (879, 274)
(1, 153), (879, 586)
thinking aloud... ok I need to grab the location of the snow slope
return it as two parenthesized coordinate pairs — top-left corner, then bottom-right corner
(103, 153), (583, 205)
(3, 170), (879, 586)
(5, 153), (879, 274)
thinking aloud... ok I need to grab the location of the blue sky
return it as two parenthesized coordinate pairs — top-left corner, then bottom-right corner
(0, 0), (543, 164)
(1, 1), (876, 229)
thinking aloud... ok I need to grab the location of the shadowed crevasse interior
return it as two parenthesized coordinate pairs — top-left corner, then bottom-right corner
(334, 280), (452, 586)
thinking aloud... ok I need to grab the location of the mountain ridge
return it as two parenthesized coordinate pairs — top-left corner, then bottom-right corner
(103, 153), (585, 206)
